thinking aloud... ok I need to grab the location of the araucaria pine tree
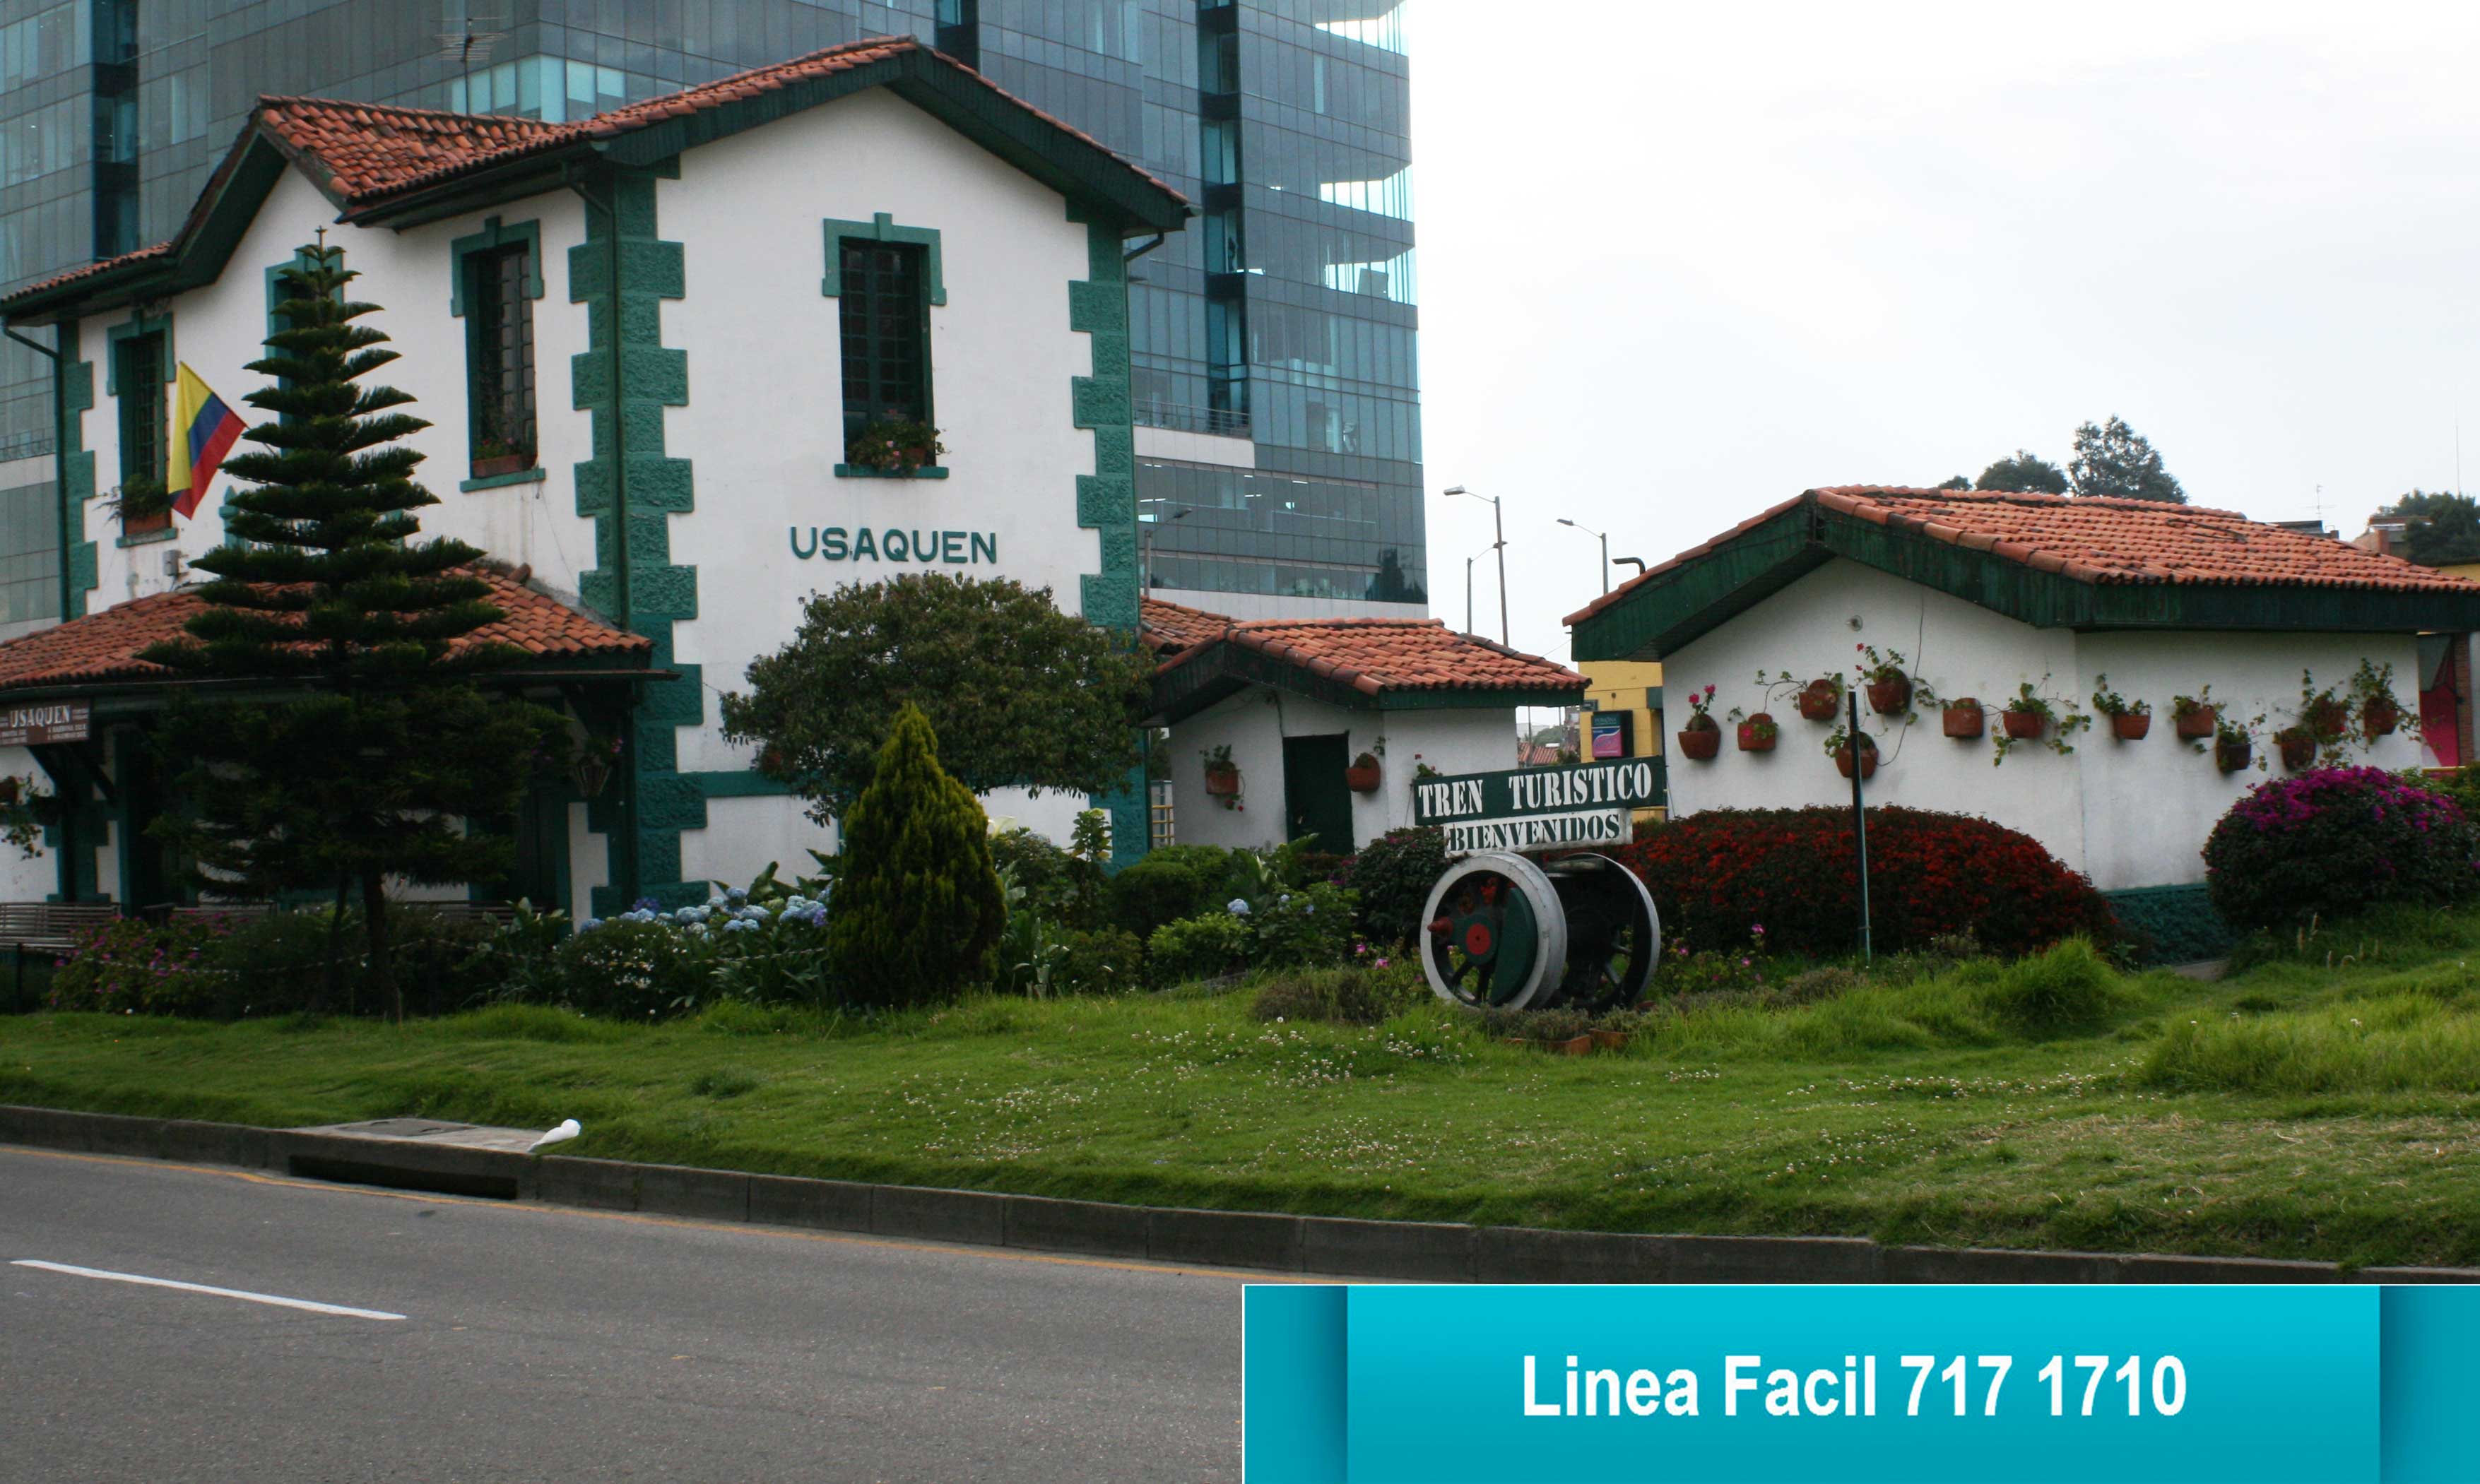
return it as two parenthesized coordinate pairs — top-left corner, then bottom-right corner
(825, 703), (1005, 1006)
(142, 242), (560, 1019)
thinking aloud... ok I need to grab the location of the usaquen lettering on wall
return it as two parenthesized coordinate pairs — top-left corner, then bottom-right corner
(786, 527), (999, 564)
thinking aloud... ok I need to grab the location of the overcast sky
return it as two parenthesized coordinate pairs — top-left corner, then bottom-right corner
(1411, 1), (2480, 665)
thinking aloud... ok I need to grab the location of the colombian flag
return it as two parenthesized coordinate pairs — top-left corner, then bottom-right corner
(166, 363), (244, 520)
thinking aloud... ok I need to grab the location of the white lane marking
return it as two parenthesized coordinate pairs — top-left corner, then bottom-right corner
(11, 1260), (406, 1321)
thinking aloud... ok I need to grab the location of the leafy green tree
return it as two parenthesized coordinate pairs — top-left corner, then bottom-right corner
(141, 242), (561, 1019)
(826, 703), (1005, 1005)
(1973, 451), (2069, 494)
(2067, 416), (2185, 503)
(2377, 489), (2480, 566)
(1935, 475), (1971, 491)
(720, 573), (1151, 820)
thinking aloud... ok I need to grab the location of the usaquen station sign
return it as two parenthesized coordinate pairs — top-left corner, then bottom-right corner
(0, 700), (90, 747)
(1410, 759), (1661, 857)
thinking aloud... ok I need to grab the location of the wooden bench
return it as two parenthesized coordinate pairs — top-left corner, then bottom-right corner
(0, 903), (122, 1010)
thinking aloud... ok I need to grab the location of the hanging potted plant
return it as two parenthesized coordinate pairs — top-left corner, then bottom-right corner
(1200, 744), (1241, 802)
(1854, 643), (1915, 716)
(2171, 687), (2217, 741)
(1345, 750), (1383, 793)
(2351, 658), (2407, 740)
(2298, 670), (2352, 745)
(2214, 715), (2260, 775)
(1796, 673), (1843, 722)
(1826, 720), (1877, 780)
(1942, 698), (1984, 739)
(1675, 684), (1722, 761)
(1991, 678), (2091, 765)
(1727, 705), (1778, 753)
(2274, 724), (2317, 771)
(2090, 675), (2151, 741)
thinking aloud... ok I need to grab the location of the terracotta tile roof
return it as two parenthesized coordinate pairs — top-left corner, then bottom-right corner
(1565, 485), (2480, 628)
(1138, 595), (1232, 655)
(259, 35), (1181, 217)
(5, 242), (177, 300)
(1159, 612), (1583, 698)
(0, 569), (649, 694)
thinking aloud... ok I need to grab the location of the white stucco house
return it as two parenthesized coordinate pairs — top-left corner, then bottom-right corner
(1142, 596), (1585, 854)
(0, 37), (1189, 915)
(1566, 486), (2480, 948)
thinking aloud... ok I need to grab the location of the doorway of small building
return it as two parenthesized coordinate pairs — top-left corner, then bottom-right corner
(1281, 732), (1354, 854)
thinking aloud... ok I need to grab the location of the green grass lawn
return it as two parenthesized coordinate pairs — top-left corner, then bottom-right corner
(6, 911), (2480, 1268)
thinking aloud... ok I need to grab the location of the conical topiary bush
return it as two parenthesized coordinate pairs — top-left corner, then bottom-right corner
(827, 703), (1005, 1005)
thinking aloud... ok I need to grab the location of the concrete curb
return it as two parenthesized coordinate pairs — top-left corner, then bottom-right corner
(5, 1103), (2472, 1285)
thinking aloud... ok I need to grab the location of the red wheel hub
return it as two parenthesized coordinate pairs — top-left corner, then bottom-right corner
(1463, 922), (1494, 957)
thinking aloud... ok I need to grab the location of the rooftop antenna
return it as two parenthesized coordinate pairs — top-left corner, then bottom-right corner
(438, 1), (507, 69)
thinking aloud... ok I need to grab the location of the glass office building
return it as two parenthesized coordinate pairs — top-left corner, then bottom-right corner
(0, 0), (1421, 632)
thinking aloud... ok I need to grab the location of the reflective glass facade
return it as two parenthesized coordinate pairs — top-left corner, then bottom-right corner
(0, 0), (1421, 626)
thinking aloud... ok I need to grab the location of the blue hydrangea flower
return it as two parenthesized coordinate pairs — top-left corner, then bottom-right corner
(577, 917), (603, 932)
(726, 886), (748, 903)
(1228, 898), (1251, 916)
(632, 896), (661, 913)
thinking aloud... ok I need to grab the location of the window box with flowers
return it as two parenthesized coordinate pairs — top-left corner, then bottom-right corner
(839, 417), (947, 478)
(1675, 683), (1720, 759)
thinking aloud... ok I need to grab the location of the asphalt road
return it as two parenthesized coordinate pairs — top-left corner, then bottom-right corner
(0, 1146), (1251, 1483)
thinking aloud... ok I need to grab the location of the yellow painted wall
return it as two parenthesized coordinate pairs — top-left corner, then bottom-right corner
(1578, 658), (1667, 820)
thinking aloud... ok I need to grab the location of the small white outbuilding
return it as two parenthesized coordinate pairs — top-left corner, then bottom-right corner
(1142, 598), (1586, 855)
(1566, 486), (2480, 946)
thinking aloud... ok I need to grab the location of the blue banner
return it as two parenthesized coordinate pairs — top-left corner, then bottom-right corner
(1245, 1283), (2480, 1483)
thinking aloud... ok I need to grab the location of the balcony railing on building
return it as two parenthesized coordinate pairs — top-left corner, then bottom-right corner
(1134, 400), (1250, 438)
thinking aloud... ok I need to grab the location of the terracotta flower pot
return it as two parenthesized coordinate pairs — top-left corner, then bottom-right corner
(1203, 764), (1241, 797)
(1345, 763), (1382, 793)
(1834, 744), (1878, 780)
(1865, 676), (1912, 716)
(1676, 725), (1721, 761)
(1942, 703), (1983, 739)
(2277, 730), (2316, 771)
(2175, 706), (2217, 740)
(2001, 709), (2045, 740)
(1549, 1034), (1595, 1057)
(2308, 699), (2349, 741)
(2111, 712), (2151, 742)
(1797, 681), (1841, 721)
(2363, 700), (2401, 740)
(1736, 714), (1778, 752)
(2216, 737), (2251, 774)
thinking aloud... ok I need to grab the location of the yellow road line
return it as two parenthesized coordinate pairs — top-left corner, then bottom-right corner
(0, 1142), (1316, 1284)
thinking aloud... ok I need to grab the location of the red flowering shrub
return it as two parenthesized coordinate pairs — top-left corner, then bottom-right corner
(1607, 807), (2113, 959)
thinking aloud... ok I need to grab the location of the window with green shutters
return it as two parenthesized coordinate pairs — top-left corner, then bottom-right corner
(464, 242), (537, 473)
(114, 330), (169, 535)
(838, 239), (931, 439)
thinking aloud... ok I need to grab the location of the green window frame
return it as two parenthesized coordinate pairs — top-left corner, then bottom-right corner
(265, 244), (343, 427)
(463, 242), (538, 473)
(837, 238), (932, 440)
(112, 327), (169, 536)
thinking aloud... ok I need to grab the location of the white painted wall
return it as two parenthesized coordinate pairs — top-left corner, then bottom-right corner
(1166, 686), (1513, 852)
(1660, 558), (2432, 891)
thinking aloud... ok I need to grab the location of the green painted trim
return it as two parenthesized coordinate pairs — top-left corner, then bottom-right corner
(103, 309), (173, 396)
(569, 163), (706, 915)
(460, 467), (548, 492)
(1065, 208), (1149, 864)
(114, 528), (176, 548)
(449, 215), (545, 316)
(2103, 884), (2233, 966)
(821, 213), (947, 305)
(1571, 494), (2480, 662)
(55, 320), (98, 624)
(264, 244), (343, 340)
(683, 768), (794, 800)
(832, 463), (948, 480)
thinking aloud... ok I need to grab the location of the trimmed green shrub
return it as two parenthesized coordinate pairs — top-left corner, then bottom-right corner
(2205, 766), (2480, 930)
(1249, 882), (1359, 970)
(1338, 826), (1448, 948)
(1147, 911), (1253, 986)
(826, 704), (1006, 1007)
(549, 918), (708, 1019)
(1108, 843), (1232, 938)
(1057, 927), (1147, 995)
(990, 827), (1088, 922)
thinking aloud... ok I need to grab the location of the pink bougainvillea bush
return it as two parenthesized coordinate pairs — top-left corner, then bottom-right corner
(2202, 766), (2480, 930)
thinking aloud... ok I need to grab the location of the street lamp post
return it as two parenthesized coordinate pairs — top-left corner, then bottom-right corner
(1444, 485), (1508, 645)
(1556, 516), (1610, 595)
(1140, 506), (1193, 591)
